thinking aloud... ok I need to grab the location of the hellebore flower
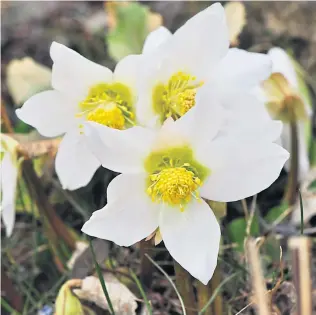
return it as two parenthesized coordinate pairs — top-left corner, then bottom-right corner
(16, 42), (141, 190)
(0, 134), (19, 237)
(82, 84), (289, 284)
(137, 3), (272, 128)
(257, 47), (312, 180)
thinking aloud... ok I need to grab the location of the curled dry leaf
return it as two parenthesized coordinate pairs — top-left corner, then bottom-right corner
(73, 274), (138, 315)
(6, 57), (51, 106)
(224, 1), (246, 46)
(292, 168), (316, 224)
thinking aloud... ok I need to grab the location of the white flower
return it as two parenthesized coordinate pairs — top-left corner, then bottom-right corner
(137, 3), (272, 129)
(256, 47), (312, 180)
(16, 42), (142, 190)
(1, 134), (19, 237)
(82, 83), (289, 284)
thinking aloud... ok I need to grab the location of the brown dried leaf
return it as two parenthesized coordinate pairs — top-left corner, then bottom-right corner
(71, 239), (109, 279)
(73, 274), (138, 314)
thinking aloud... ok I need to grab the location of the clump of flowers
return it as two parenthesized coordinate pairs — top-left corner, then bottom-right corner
(13, 3), (290, 284)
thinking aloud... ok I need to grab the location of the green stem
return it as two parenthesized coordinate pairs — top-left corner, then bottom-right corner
(89, 238), (116, 315)
(284, 121), (299, 205)
(174, 261), (197, 315)
(130, 269), (153, 315)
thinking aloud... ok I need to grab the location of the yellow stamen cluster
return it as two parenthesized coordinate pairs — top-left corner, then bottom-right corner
(86, 106), (125, 130)
(157, 71), (203, 121)
(147, 165), (201, 211)
(77, 83), (134, 129)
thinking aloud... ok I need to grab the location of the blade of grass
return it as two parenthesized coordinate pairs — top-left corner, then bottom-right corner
(89, 238), (116, 315)
(145, 254), (186, 315)
(1, 297), (22, 315)
(298, 189), (304, 235)
(198, 272), (238, 315)
(129, 269), (153, 315)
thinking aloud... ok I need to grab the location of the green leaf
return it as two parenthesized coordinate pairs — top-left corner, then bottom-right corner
(264, 203), (289, 224)
(309, 138), (316, 168)
(227, 216), (259, 251)
(308, 178), (316, 191)
(106, 3), (149, 61)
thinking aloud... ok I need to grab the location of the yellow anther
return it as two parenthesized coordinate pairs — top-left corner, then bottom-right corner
(153, 71), (204, 122)
(147, 166), (202, 209)
(77, 83), (135, 129)
(87, 107), (125, 130)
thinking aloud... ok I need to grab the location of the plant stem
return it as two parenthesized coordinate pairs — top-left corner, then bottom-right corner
(284, 121), (299, 205)
(209, 266), (223, 314)
(174, 261), (196, 315)
(1, 102), (14, 133)
(197, 281), (212, 315)
(139, 239), (154, 288)
(21, 158), (76, 251)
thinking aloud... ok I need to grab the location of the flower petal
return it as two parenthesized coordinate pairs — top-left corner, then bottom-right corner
(50, 42), (113, 100)
(159, 199), (221, 284)
(174, 87), (224, 146)
(211, 48), (272, 92)
(55, 131), (101, 190)
(16, 90), (78, 137)
(199, 138), (289, 202)
(268, 47), (298, 88)
(82, 174), (159, 246)
(83, 122), (156, 174)
(165, 3), (229, 78)
(114, 54), (142, 95)
(142, 26), (172, 54)
(1, 152), (18, 237)
(214, 91), (280, 141)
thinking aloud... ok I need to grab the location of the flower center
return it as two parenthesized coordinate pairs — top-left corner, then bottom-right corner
(86, 103), (125, 130)
(77, 83), (135, 129)
(153, 71), (204, 123)
(144, 146), (210, 211)
(147, 165), (201, 211)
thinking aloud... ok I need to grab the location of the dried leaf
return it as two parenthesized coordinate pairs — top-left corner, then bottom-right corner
(6, 57), (51, 106)
(73, 274), (138, 314)
(67, 241), (89, 270)
(71, 239), (109, 279)
(225, 2), (246, 46)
